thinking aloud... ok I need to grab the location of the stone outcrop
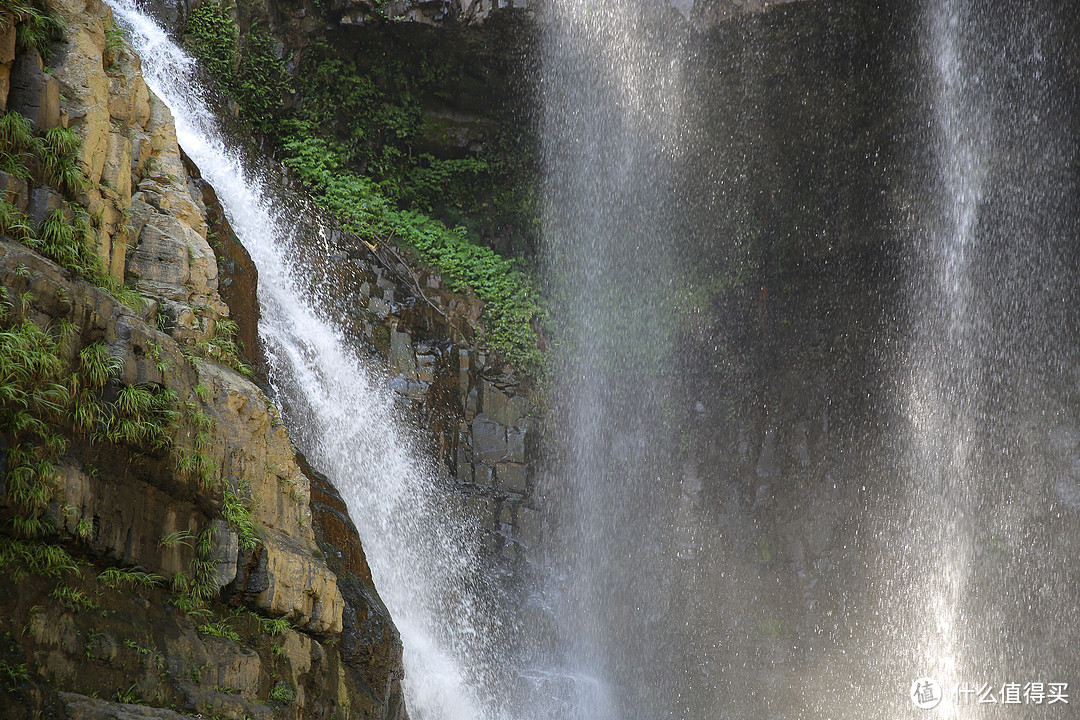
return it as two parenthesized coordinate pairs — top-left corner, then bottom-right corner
(311, 229), (541, 568)
(0, 0), (405, 718)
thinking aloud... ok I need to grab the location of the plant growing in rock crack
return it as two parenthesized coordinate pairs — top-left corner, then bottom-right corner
(197, 317), (251, 377)
(50, 584), (96, 611)
(159, 529), (194, 550)
(197, 618), (241, 643)
(269, 680), (296, 704)
(40, 126), (89, 196)
(262, 616), (292, 636)
(222, 477), (259, 553)
(113, 684), (142, 704)
(173, 400), (219, 489)
(95, 383), (179, 452)
(0, 661), (29, 691)
(171, 525), (220, 614)
(0, 317), (76, 536)
(4, 0), (64, 60)
(0, 111), (34, 178)
(0, 536), (79, 579)
(103, 18), (125, 70)
(97, 566), (164, 592)
(0, 109), (144, 309)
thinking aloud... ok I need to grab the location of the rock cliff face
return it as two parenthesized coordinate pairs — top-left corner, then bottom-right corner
(311, 229), (541, 568)
(0, 1), (405, 717)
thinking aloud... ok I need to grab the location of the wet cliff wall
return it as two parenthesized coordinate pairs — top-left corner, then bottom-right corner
(0, 1), (406, 717)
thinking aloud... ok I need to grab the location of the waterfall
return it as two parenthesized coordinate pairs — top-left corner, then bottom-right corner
(106, 4), (514, 718)
(105, 1), (1080, 719)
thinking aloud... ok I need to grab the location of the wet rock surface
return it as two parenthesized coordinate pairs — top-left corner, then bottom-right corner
(0, 1), (406, 717)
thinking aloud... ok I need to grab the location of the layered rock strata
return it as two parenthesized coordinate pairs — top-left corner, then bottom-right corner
(0, 1), (405, 718)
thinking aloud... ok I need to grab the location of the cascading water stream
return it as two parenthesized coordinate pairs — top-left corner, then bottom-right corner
(106, 4), (520, 718)
(894, 1), (1079, 716)
(901, 0), (989, 710)
(102, 1), (1080, 719)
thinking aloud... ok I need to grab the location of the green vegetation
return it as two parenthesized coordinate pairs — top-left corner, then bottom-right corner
(171, 524), (222, 615)
(0, 536), (80, 578)
(103, 18), (125, 69)
(158, 529), (195, 550)
(197, 316), (251, 377)
(196, 618), (241, 643)
(0, 110), (145, 310)
(0, 660), (29, 691)
(113, 684), (143, 704)
(281, 156), (543, 371)
(1, 0), (63, 60)
(41, 126), (90, 196)
(97, 566), (165, 592)
(221, 477), (259, 554)
(181, 7), (544, 374)
(175, 398), (220, 489)
(269, 680), (295, 704)
(1, 317), (81, 538)
(182, 3), (288, 137)
(260, 615), (292, 636)
(50, 583), (96, 611)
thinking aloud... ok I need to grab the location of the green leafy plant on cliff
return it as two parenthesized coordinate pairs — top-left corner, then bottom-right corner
(97, 565), (165, 592)
(221, 477), (259, 553)
(0, 661), (29, 691)
(171, 524), (221, 614)
(0, 110), (34, 178)
(258, 615), (292, 636)
(182, 1), (237, 84)
(3, 0), (63, 61)
(180, 21), (545, 374)
(197, 618), (242, 643)
(174, 397), (220, 490)
(158, 529), (194, 550)
(103, 18), (125, 70)
(269, 680), (295, 704)
(0, 310), (194, 542)
(50, 583), (96, 611)
(0, 536), (80, 579)
(40, 126), (89, 196)
(182, 3), (288, 136)
(95, 383), (179, 452)
(0, 111), (144, 310)
(0, 318), (75, 536)
(279, 152), (544, 373)
(197, 316), (251, 377)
